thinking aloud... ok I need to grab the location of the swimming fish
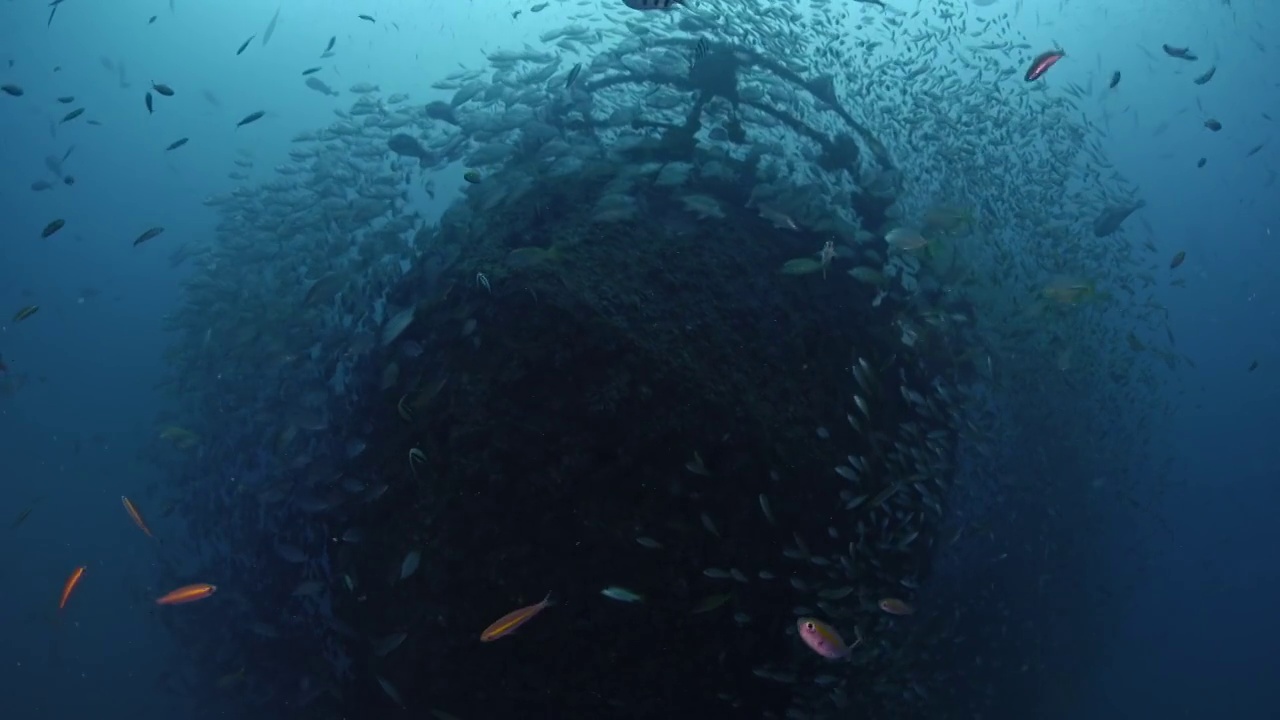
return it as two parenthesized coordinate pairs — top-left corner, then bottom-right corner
(622, 0), (682, 9)
(10, 505), (33, 528)
(884, 227), (928, 251)
(156, 583), (217, 605)
(133, 227), (165, 246)
(399, 550), (420, 579)
(261, 7), (280, 47)
(797, 617), (857, 659)
(565, 62), (582, 89)
(480, 592), (553, 641)
(373, 632), (408, 657)
(305, 77), (339, 97)
(1161, 44), (1197, 61)
(878, 597), (915, 615)
(59, 566), (86, 610)
(121, 496), (153, 537)
(1024, 49), (1065, 81)
(376, 675), (405, 708)
(1092, 200), (1145, 237)
(600, 586), (644, 603)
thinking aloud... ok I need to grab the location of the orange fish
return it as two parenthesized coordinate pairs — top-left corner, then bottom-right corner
(156, 583), (217, 605)
(121, 496), (153, 537)
(480, 592), (553, 642)
(878, 597), (915, 615)
(59, 565), (86, 610)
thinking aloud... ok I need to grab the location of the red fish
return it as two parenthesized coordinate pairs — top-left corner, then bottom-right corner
(156, 583), (217, 605)
(480, 592), (553, 642)
(59, 565), (86, 610)
(1024, 49), (1065, 81)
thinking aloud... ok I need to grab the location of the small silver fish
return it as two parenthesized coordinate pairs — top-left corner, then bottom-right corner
(373, 632), (408, 657)
(601, 586), (644, 602)
(399, 550), (421, 580)
(622, 0), (682, 8)
(758, 494), (777, 526)
(700, 512), (720, 538)
(376, 675), (405, 708)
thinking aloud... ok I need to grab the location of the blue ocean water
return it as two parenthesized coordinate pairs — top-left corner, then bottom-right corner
(2, 1), (1277, 718)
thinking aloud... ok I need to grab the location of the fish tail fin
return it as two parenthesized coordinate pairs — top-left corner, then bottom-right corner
(542, 591), (556, 606)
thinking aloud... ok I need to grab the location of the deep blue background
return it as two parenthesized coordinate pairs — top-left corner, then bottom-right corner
(2, 0), (1277, 717)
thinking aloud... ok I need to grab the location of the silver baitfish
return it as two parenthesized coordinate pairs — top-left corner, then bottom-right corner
(622, 0), (682, 9)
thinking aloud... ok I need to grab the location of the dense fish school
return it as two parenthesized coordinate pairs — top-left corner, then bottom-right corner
(7, 0), (1239, 717)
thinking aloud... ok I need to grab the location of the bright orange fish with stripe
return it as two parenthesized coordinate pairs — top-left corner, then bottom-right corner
(120, 496), (153, 537)
(480, 592), (553, 642)
(59, 565), (86, 610)
(156, 583), (217, 605)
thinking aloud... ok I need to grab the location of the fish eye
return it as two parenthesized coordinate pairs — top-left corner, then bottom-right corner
(805, 622), (815, 630)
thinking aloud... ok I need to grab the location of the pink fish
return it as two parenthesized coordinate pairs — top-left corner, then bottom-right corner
(797, 617), (860, 660)
(1024, 48), (1065, 82)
